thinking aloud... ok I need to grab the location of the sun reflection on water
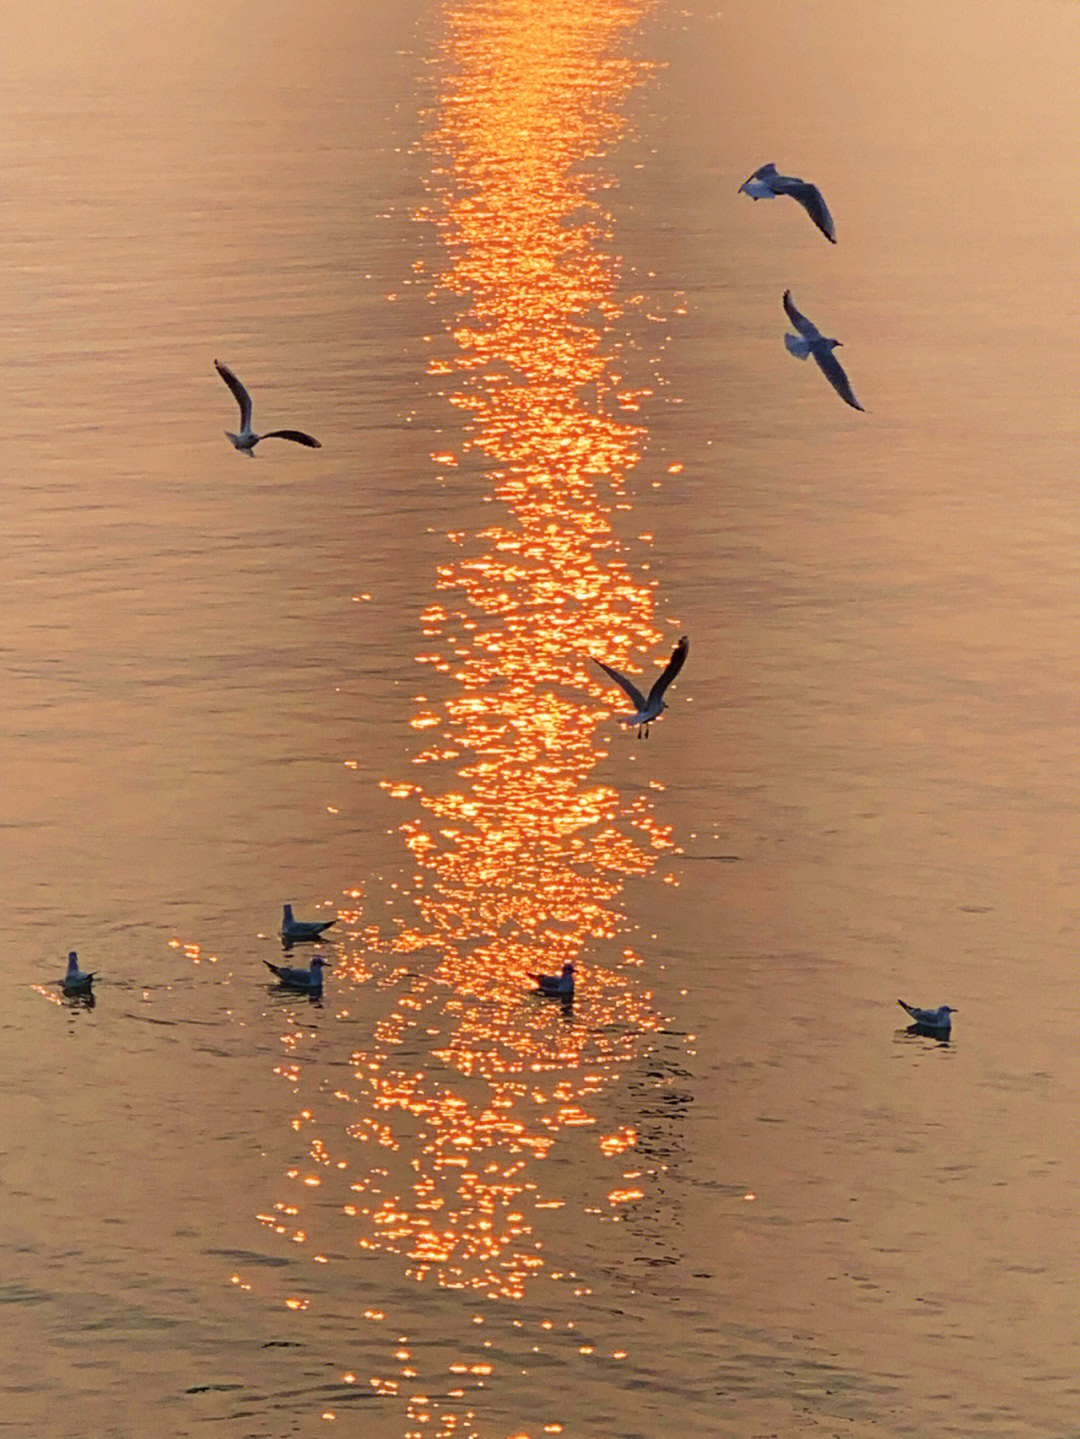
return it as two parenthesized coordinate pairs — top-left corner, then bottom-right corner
(257, 0), (673, 1428)
(324, 0), (670, 1300)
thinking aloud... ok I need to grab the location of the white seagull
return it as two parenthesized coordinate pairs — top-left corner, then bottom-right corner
(739, 163), (836, 243)
(281, 904), (337, 943)
(528, 962), (575, 997)
(591, 635), (689, 739)
(214, 360), (321, 456)
(61, 950), (95, 995)
(265, 955), (330, 992)
(783, 291), (864, 412)
(898, 1000), (956, 1031)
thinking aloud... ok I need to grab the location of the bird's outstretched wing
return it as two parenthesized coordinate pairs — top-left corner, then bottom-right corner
(782, 290), (818, 339)
(815, 349), (863, 411)
(775, 178), (836, 242)
(215, 360), (252, 430)
(590, 657), (647, 711)
(739, 161), (777, 189)
(262, 429), (322, 448)
(648, 635), (689, 705)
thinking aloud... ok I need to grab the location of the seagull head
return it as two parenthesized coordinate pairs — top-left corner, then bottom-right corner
(562, 963), (574, 975)
(310, 956), (330, 970)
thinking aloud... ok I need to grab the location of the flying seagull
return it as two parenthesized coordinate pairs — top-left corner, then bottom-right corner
(898, 1000), (956, 1031)
(591, 635), (689, 739)
(739, 163), (836, 243)
(61, 950), (95, 996)
(528, 962), (575, 997)
(281, 904), (337, 943)
(783, 291), (864, 412)
(214, 360), (321, 456)
(265, 955), (330, 992)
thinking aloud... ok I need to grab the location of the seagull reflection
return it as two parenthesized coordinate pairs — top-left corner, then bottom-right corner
(62, 989), (95, 1011)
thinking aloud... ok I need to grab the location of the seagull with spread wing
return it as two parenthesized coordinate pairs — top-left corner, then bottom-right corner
(782, 291), (864, 412)
(591, 635), (689, 739)
(214, 360), (321, 456)
(739, 163), (836, 243)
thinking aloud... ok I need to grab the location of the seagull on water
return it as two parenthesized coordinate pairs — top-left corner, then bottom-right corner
(61, 951), (95, 996)
(265, 955), (330, 992)
(739, 163), (836, 243)
(214, 360), (321, 456)
(528, 962), (574, 997)
(783, 291), (864, 412)
(281, 904), (337, 943)
(898, 1000), (956, 1031)
(591, 635), (689, 739)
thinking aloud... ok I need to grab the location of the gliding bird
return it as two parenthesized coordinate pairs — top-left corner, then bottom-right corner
(214, 360), (321, 456)
(783, 291), (864, 412)
(591, 635), (689, 738)
(739, 163), (836, 243)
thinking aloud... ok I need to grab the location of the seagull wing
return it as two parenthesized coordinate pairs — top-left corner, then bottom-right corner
(261, 429), (322, 448)
(215, 360), (253, 431)
(814, 348), (864, 411)
(590, 657), (647, 711)
(648, 634), (689, 705)
(739, 161), (777, 192)
(898, 999), (932, 1022)
(265, 961), (286, 980)
(775, 178), (836, 242)
(782, 290), (819, 340)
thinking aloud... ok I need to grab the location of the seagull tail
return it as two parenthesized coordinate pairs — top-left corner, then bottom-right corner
(785, 334), (812, 360)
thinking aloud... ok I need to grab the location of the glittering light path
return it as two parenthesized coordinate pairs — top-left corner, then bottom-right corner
(264, 2), (681, 1432)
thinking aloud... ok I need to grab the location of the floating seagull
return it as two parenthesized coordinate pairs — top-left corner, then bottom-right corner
(265, 955), (330, 992)
(739, 163), (836, 243)
(783, 291), (864, 412)
(281, 904), (337, 943)
(61, 950), (95, 996)
(898, 1000), (956, 1031)
(591, 635), (689, 739)
(214, 360), (321, 457)
(528, 962), (575, 997)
